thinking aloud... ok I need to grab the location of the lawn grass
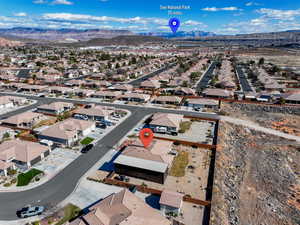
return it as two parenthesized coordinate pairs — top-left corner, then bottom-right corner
(17, 168), (43, 186)
(55, 204), (81, 225)
(80, 137), (94, 145)
(179, 121), (192, 133)
(169, 151), (189, 177)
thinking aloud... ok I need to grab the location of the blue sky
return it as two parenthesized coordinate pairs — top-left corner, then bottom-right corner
(0, 0), (300, 34)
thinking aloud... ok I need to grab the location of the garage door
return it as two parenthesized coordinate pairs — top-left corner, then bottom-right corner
(44, 150), (50, 157)
(30, 156), (42, 166)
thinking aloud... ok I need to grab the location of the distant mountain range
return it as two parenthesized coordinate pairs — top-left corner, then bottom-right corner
(0, 27), (299, 47)
(0, 27), (134, 41)
(0, 27), (217, 42)
(139, 31), (216, 38)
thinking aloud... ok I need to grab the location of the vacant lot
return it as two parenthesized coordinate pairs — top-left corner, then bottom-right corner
(211, 121), (300, 225)
(223, 102), (300, 137)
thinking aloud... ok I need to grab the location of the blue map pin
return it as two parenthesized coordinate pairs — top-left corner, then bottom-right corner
(169, 18), (180, 33)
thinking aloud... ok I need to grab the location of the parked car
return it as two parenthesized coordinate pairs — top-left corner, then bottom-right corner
(17, 206), (44, 218)
(113, 114), (121, 118)
(103, 120), (114, 126)
(134, 126), (143, 132)
(81, 144), (94, 153)
(96, 122), (107, 129)
(37, 93), (46, 97)
(74, 114), (88, 120)
(84, 104), (94, 109)
(154, 127), (167, 134)
(167, 131), (178, 136)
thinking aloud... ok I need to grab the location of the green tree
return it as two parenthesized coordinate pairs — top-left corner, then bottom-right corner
(258, 57), (265, 66)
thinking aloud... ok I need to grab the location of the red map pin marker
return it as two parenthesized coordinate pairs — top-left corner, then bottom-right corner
(139, 128), (154, 148)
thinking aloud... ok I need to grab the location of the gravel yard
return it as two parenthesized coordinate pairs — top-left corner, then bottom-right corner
(155, 119), (215, 144)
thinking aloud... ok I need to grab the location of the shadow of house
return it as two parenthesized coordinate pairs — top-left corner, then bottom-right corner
(99, 150), (122, 172)
(145, 194), (161, 210)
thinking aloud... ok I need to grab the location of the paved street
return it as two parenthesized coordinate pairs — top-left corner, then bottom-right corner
(0, 93), (219, 221)
(128, 62), (176, 86)
(0, 93), (298, 221)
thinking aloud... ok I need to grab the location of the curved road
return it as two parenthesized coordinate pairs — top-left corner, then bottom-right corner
(0, 94), (219, 220)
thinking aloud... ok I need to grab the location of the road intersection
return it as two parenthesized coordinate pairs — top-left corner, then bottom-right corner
(0, 93), (218, 220)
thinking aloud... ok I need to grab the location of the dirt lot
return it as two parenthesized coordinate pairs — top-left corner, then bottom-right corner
(155, 119), (215, 144)
(211, 121), (300, 225)
(222, 102), (300, 137)
(178, 202), (204, 225)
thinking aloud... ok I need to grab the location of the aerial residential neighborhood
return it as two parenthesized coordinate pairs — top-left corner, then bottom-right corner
(0, 1), (299, 225)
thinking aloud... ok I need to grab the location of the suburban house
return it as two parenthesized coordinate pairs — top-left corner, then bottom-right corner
(73, 89), (95, 97)
(73, 106), (109, 121)
(84, 80), (111, 88)
(38, 118), (95, 147)
(149, 113), (183, 133)
(283, 92), (300, 104)
(65, 189), (171, 225)
(36, 102), (74, 115)
(140, 79), (161, 89)
(19, 84), (48, 93)
(0, 140), (49, 176)
(113, 84), (134, 92)
(92, 91), (122, 100)
(65, 79), (86, 87)
(174, 87), (195, 96)
(202, 88), (233, 99)
(114, 139), (174, 184)
(160, 190), (184, 216)
(0, 96), (14, 109)
(186, 98), (219, 109)
(48, 86), (74, 95)
(152, 96), (183, 105)
(118, 93), (151, 103)
(1, 111), (47, 129)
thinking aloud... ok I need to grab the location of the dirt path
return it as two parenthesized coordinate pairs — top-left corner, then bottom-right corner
(220, 116), (300, 142)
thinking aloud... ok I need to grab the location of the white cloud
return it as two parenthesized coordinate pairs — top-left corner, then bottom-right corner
(218, 15), (300, 35)
(183, 20), (202, 26)
(13, 12), (27, 17)
(257, 8), (300, 21)
(42, 13), (167, 25)
(250, 18), (266, 26)
(202, 7), (240, 12)
(51, 0), (73, 5)
(33, 0), (47, 3)
(157, 26), (169, 30)
(246, 2), (261, 6)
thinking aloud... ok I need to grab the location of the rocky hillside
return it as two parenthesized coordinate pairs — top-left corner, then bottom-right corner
(64, 35), (166, 47)
(0, 37), (23, 47)
(211, 119), (300, 225)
